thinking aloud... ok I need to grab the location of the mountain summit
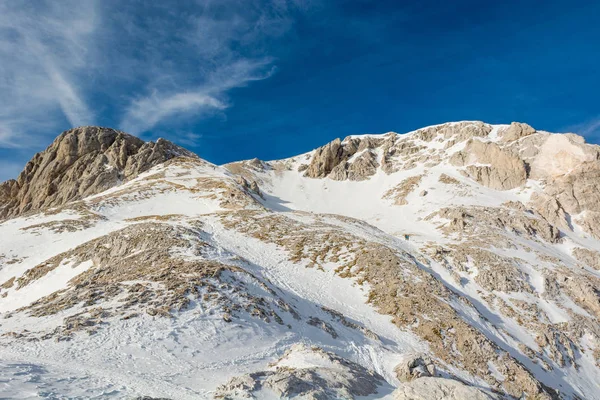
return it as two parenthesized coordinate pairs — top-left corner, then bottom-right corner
(0, 121), (599, 399)
(0, 126), (196, 219)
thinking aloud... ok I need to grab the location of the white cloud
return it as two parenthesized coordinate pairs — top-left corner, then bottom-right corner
(121, 58), (276, 135)
(0, 0), (307, 148)
(121, 92), (227, 135)
(0, 1), (98, 146)
(117, 2), (291, 135)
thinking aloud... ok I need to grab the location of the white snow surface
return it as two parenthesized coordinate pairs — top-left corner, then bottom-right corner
(1, 124), (599, 399)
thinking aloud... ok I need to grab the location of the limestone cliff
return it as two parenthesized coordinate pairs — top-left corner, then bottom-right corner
(0, 126), (197, 219)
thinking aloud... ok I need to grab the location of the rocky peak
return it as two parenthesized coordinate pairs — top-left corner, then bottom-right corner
(0, 126), (197, 219)
(304, 136), (384, 180)
(500, 121), (536, 142)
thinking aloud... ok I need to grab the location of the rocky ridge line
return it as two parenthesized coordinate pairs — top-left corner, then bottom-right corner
(0, 126), (197, 219)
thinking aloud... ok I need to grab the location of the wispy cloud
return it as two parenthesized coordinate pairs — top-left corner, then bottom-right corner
(118, 2), (291, 135)
(0, 1), (98, 146)
(563, 117), (600, 141)
(0, 0), (307, 149)
(578, 119), (600, 138)
(121, 58), (276, 135)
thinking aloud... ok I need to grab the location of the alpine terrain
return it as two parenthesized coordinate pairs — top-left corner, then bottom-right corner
(1, 122), (600, 399)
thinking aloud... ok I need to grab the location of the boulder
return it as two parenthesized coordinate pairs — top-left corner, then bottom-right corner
(394, 354), (436, 382)
(501, 122), (536, 142)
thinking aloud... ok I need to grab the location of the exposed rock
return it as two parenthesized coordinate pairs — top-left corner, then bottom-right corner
(426, 205), (560, 244)
(355, 136), (384, 151)
(214, 344), (384, 399)
(305, 137), (382, 181)
(304, 138), (354, 179)
(394, 354), (436, 382)
(307, 316), (338, 338)
(414, 121), (492, 143)
(544, 270), (600, 319)
(438, 174), (461, 185)
(235, 176), (263, 198)
(524, 134), (600, 238)
(529, 134), (598, 179)
(320, 306), (379, 340)
(393, 377), (498, 400)
(224, 158), (269, 183)
(501, 122), (536, 142)
(535, 326), (578, 368)
(222, 212), (553, 399)
(383, 175), (423, 205)
(12, 221), (295, 338)
(0, 126), (196, 219)
(346, 150), (379, 181)
(576, 211), (600, 240)
(572, 248), (600, 270)
(529, 193), (571, 233)
(451, 140), (527, 190)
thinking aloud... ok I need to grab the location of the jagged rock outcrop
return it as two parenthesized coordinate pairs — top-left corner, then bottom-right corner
(527, 134), (600, 238)
(0, 126), (196, 219)
(304, 136), (382, 180)
(329, 150), (380, 181)
(500, 121), (536, 142)
(2, 121), (600, 399)
(529, 133), (597, 179)
(235, 176), (263, 199)
(573, 247), (600, 270)
(413, 121), (492, 143)
(426, 205), (561, 244)
(214, 344), (385, 399)
(304, 138), (351, 178)
(450, 140), (527, 190)
(394, 354), (436, 382)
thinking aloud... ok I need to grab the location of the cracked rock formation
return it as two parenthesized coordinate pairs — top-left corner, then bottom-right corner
(450, 140), (527, 190)
(2, 121), (600, 399)
(0, 126), (196, 219)
(214, 344), (385, 399)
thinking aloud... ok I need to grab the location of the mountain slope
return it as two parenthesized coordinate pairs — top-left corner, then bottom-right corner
(0, 122), (599, 399)
(0, 126), (196, 219)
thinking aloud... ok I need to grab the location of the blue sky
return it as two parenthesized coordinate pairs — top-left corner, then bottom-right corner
(0, 0), (599, 181)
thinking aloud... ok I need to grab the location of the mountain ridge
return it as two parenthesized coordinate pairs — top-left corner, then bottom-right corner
(0, 126), (196, 220)
(0, 121), (599, 399)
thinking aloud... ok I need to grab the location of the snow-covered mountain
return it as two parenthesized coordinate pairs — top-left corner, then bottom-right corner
(1, 122), (599, 399)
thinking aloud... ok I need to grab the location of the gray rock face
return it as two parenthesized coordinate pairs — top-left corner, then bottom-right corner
(0, 126), (196, 219)
(394, 354), (436, 382)
(526, 134), (600, 239)
(304, 136), (383, 181)
(450, 140), (527, 190)
(500, 122), (536, 142)
(304, 138), (350, 179)
(214, 344), (385, 399)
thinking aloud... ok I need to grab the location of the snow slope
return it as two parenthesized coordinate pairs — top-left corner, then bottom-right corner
(1, 121), (599, 399)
